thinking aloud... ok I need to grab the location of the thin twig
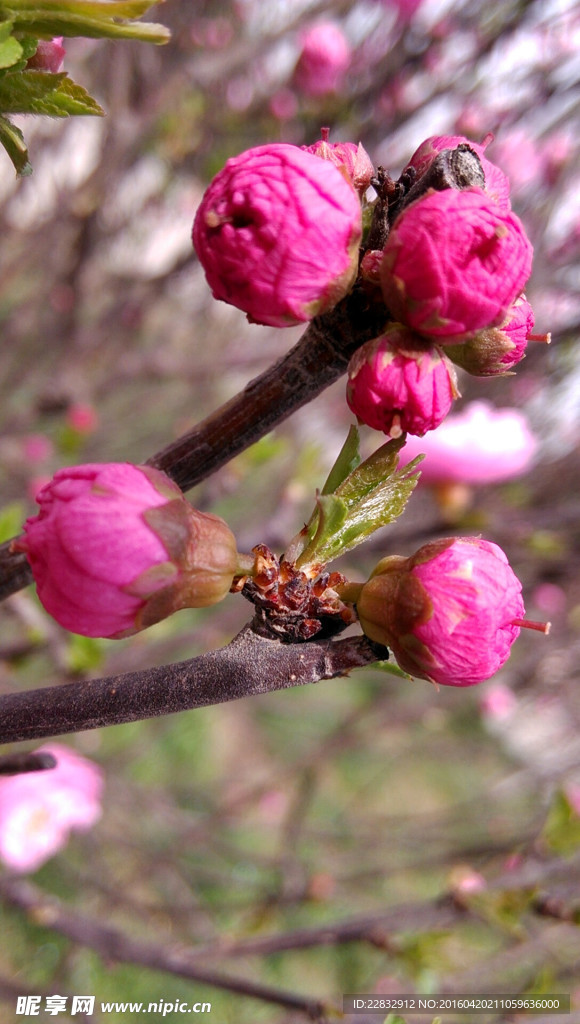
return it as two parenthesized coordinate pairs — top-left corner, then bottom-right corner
(173, 896), (464, 960)
(0, 878), (339, 1021)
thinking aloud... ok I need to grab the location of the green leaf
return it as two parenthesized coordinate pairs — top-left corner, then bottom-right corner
(321, 424), (361, 495)
(0, 69), (103, 115)
(0, 20), (23, 66)
(0, 0), (170, 43)
(296, 438), (423, 569)
(335, 435), (408, 507)
(0, 31), (21, 65)
(0, 501), (26, 543)
(0, 112), (31, 173)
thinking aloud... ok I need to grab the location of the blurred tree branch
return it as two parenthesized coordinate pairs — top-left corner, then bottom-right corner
(0, 876), (338, 1020)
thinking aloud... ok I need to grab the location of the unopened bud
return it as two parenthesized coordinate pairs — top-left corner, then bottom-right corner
(346, 325), (460, 437)
(15, 463), (241, 638)
(355, 537), (545, 687)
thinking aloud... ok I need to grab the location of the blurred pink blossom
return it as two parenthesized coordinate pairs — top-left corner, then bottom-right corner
(66, 403), (99, 435)
(22, 434), (53, 464)
(269, 88), (298, 122)
(376, 0), (424, 21)
(541, 131), (574, 185)
(531, 583), (566, 617)
(489, 131), (546, 192)
(0, 744), (102, 873)
(293, 22), (351, 97)
(479, 682), (518, 721)
(450, 866), (487, 894)
(191, 17), (233, 50)
(398, 402), (538, 485)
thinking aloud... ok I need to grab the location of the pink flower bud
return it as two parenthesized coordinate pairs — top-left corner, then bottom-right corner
(445, 296), (537, 376)
(66, 403), (99, 435)
(406, 133), (511, 209)
(381, 188), (533, 340)
(293, 22), (351, 97)
(356, 537), (528, 686)
(398, 401), (539, 485)
(192, 143), (362, 328)
(27, 37), (66, 73)
(346, 325), (459, 438)
(16, 463), (240, 638)
(304, 130), (374, 195)
(0, 744), (102, 873)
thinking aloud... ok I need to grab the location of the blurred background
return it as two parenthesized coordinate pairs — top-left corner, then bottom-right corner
(0, 0), (580, 1020)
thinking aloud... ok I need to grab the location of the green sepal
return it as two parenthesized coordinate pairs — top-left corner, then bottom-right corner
(0, 69), (104, 114)
(366, 659), (413, 680)
(0, 20), (22, 67)
(0, 112), (31, 173)
(321, 423), (361, 495)
(296, 435), (423, 570)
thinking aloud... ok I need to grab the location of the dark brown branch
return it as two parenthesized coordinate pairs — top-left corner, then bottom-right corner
(0, 288), (387, 604)
(0, 877), (337, 1020)
(0, 626), (380, 745)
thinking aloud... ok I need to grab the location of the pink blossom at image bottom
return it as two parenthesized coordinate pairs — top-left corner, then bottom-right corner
(397, 401), (538, 484)
(356, 538), (525, 686)
(0, 745), (103, 873)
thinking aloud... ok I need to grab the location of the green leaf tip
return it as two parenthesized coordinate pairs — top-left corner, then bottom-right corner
(0, 113), (31, 173)
(295, 432), (422, 570)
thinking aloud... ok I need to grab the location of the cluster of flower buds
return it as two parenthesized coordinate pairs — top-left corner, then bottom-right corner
(14, 131), (549, 690)
(349, 133), (546, 437)
(15, 463), (243, 639)
(340, 537), (548, 687)
(193, 131), (547, 441)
